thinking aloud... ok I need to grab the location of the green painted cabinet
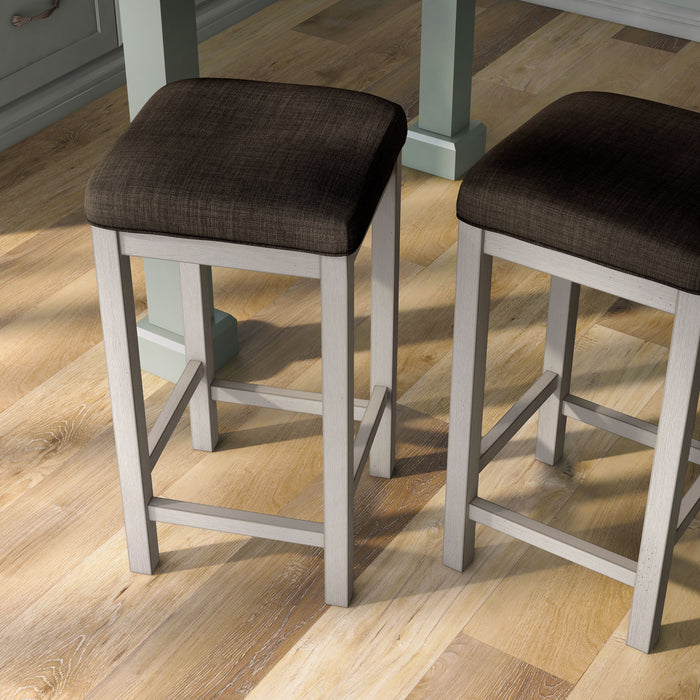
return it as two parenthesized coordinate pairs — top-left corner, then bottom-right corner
(0, 0), (119, 109)
(0, 0), (275, 151)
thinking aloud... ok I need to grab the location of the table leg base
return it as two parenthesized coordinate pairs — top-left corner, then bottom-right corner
(402, 120), (487, 180)
(137, 309), (239, 383)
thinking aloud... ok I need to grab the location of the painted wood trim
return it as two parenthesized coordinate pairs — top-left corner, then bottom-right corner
(563, 394), (700, 465)
(479, 371), (558, 470)
(0, 0), (277, 151)
(148, 497), (324, 547)
(468, 497), (638, 586)
(530, 0), (700, 42)
(148, 359), (203, 468)
(119, 231), (322, 279)
(353, 386), (390, 494)
(483, 231), (677, 314)
(417, 0), (476, 137)
(211, 380), (369, 421)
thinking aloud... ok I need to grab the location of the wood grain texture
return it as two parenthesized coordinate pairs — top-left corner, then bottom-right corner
(476, 12), (622, 94)
(293, 0), (418, 45)
(614, 26), (689, 53)
(407, 633), (573, 699)
(472, 0), (562, 74)
(1, 0), (699, 697)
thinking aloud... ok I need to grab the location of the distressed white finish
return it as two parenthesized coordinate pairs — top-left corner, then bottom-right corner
(469, 498), (637, 586)
(180, 263), (218, 451)
(94, 159), (400, 608)
(148, 497), (324, 547)
(120, 231), (322, 279)
(628, 291), (700, 652)
(443, 223), (492, 571)
(563, 393), (700, 464)
(211, 380), (369, 421)
(484, 231), (677, 313)
(148, 359), (203, 467)
(321, 255), (355, 606)
(92, 226), (159, 574)
(370, 160), (401, 478)
(479, 371), (557, 470)
(444, 224), (700, 654)
(354, 386), (389, 494)
(535, 277), (580, 465)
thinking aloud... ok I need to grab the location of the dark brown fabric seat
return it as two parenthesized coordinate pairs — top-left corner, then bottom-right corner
(457, 91), (700, 293)
(85, 78), (407, 256)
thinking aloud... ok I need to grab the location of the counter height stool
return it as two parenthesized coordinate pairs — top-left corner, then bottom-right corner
(85, 78), (406, 606)
(443, 92), (700, 652)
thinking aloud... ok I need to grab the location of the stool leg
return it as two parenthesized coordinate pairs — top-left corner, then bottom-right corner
(443, 223), (492, 571)
(535, 276), (579, 465)
(370, 158), (401, 478)
(321, 254), (355, 606)
(92, 227), (159, 574)
(627, 290), (700, 652)
(180, 263), (218, 451)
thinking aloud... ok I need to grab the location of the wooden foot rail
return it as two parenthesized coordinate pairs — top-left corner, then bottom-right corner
(148, 497), (324, 547)
(212, 379), (369, 421)
(561, 393), (700, 540)
(469, 497), (638, 586)
(148, 371), (391, 545)
(562, 394), (700, 464)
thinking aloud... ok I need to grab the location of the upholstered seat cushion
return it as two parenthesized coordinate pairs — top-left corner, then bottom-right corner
(457, 92), (700, 293)
(85, 78), (406, 256)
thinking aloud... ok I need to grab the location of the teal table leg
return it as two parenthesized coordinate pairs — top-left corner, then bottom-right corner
(402, 0), (486, 180)
(117, 0), (238, 382)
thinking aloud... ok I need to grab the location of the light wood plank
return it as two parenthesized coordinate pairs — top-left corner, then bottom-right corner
(148, 497), (325, 547)
(569, 530), (700, 699)
(2, 1), (699, 696)
(408, 633), (573, 700)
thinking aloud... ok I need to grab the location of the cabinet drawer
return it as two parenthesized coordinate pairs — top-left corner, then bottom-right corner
(0, 0), (118, 108)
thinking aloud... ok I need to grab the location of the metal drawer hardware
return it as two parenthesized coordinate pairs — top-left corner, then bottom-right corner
(11, 0), (59, 27)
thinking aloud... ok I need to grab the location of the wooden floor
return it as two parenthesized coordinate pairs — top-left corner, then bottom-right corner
(1, 0), (699, 697)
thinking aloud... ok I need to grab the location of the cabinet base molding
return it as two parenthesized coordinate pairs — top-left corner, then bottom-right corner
(533, 0), (700, 41)
(0, 0), (275, 152)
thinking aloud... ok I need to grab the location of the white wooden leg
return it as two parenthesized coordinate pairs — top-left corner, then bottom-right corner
(180, 263), (218, 452)
(92, 226), (159, 574)
(443, 223), (492, 571)
(535, 276), (580, 465)
(370, 158), (401, 479)
(627, 291), (700, 652)
(321, 255), (355, 606)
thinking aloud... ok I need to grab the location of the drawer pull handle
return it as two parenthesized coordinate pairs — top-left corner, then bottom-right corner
(11, 0), (59, 27)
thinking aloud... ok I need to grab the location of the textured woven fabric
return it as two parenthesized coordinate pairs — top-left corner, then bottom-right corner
(85, 78), (406, 256)
(457, 92), (700, 293)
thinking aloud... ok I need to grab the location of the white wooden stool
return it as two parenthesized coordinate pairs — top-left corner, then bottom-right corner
(86, 78), (407, 606)
(444, 92), (700, 652)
